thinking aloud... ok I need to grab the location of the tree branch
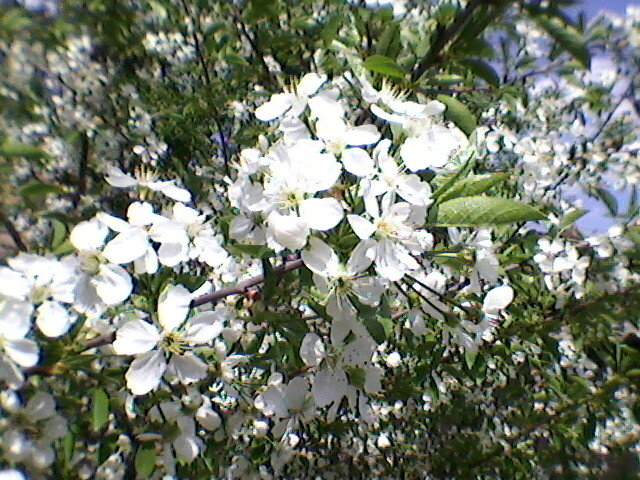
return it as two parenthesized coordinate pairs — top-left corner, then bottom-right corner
(411, 0), (484, 82)
(0, 206), (26, 252)
(79, 258), (305, 351)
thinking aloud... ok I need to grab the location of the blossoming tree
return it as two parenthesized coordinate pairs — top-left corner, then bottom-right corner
(1, 0), (640, 478)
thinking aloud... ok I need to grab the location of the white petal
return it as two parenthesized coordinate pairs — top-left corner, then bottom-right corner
(133, 247), (159, 275)
(157, 242), (189, 267)
(149, 220), (188, 244)
(149, 182), (192, 202)
(255, 93), (293, 121)
(396, 174), (433, 206)
(285, 376), (310, 410)
(312, 369), (347, 408)
(301, 237), (340, 277)
(95, 213), (131, 233)
(25, 392), (55, 421)
(195, 404), (221, 430)
(0, 300), (32, 338)
(127, 202), (159, 227)
(4, 339), (39, 367)
(483, 286), (514, 314)
(105, 165), (138, 188)
(299, 333), (325, 366)
(0, 268), (30, 300)
(169, 353), (207, 384)
(353, 277), (384, 306)
(125, 350), (167, 395)
(102, 230), (149, 264)
(345, 124), (380, 146)
(299, 198), (344, 231)
(308, 93), (344, 119)
(297, 73), (327, 97)
(347, 214), (376, 239)
(112, 320), (161, 355)
(347, 239), (375, 274)
(92, 264), (132, 305)
(183, 312), (224, 344)
(36, 301), (75, 337)
(341, 148), (374, 177)
(0, 469), (26, 480)
(400, 136), (430, 172)
(70, 218), (108, 252)
(267, 212), (309, 251)
(374, 240), (406, 281)
(158, 284), (192, 332)
(173, 434), (200, 463)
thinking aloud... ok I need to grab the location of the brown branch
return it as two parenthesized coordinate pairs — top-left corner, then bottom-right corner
(78, 258), (305, 351)
(0, 206), (26, 252)
(411, 0), (484, 82)
(192, 258), (304, 306)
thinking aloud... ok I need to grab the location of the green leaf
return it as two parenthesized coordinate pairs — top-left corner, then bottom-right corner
(19, 182), (64, 197)
(460, 58), (500, 87)
(375, 22), (401, 59)
(363, 55), (407, 79)
(0, 141), (48, 159)
(50, 219), (67, 250)
(558, 208), (586, 233)
(434, 196), (546, 226)
(358, 297), (393, 344)
(135, 443), (156, 477)
(595, 187), (618, 216)
(527, 10), (590, 68)
(437, 173), (509, 203)
(436, 94), (477, 136)
(91, 389), (110, 431)
(228, 243), (274, 259)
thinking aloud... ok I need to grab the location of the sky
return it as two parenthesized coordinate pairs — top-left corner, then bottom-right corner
(562, 0), (638, 234)
(581, 0), (635, 16)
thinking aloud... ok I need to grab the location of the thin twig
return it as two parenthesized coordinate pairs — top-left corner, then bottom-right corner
(411, 0), (484, 82)
(79, 258), (305, 351)
(0, 206), (26, 252)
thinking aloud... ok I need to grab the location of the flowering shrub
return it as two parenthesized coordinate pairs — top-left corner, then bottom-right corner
(1, 0), (640, 478)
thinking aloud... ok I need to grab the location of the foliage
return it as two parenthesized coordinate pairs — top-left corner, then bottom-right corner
(0, 0), (640, 479)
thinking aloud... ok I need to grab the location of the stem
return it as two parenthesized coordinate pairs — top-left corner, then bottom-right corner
(0, 206), (26, 252)
(80, 258), (305, 351)
(411, 0), (484, 82)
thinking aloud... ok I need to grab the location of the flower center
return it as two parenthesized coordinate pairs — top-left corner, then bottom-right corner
(161, 331), (187, 355)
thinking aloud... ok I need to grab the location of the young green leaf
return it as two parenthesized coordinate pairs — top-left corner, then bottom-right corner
(436, 94), (477, 136)
(363, 55), (407, 79)
(0, 141), (48, 159)
(436, 173), (509, 203)
(434, 196), (546, 226)
(91, 389), (110, 431)
(135, 443), (157, 477)
(528, 11), (590, 68)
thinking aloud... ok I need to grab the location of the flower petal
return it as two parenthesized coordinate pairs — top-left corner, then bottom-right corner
(92, 264), (132, 306)
(347, 214), (376, 240)
(4, 338), (39, 367)
(301, 237), (340, 277)
(158, 284), (192, 332)
(36, 301), (76, 338)
(341, 148), (374, 177)
(168, 353), (207, 385)
(267, 212), (309, 251)
(102, 230), (149, 264)
(112, 320), (161, 355)
(70, 218), (109, 252)
(255, 93), (293, 121)
(183, 312), (224, 344)
(125, 350), (167, 395)
(299, 198), (344, 231)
